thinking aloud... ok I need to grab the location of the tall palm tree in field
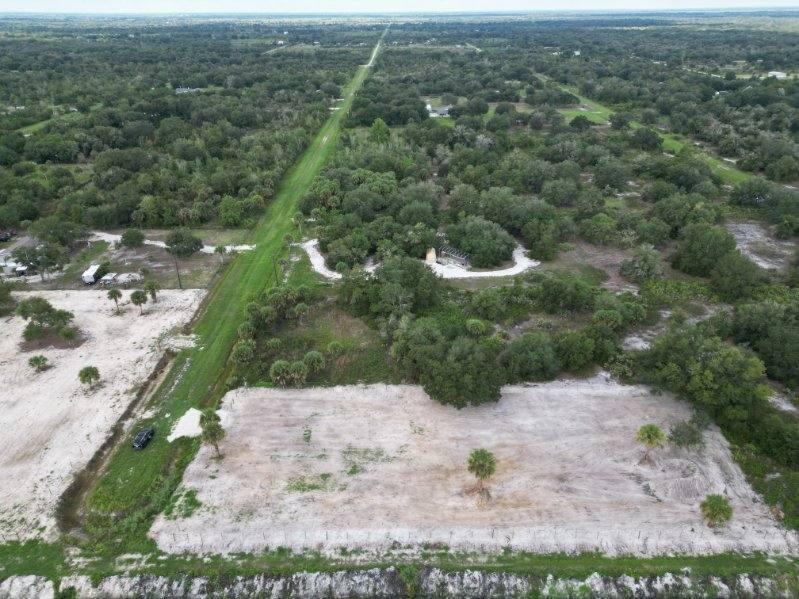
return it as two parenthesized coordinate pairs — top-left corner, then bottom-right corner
(468, 448), (497, 494)
(107, 288), (122, 314)
(636, 423), (666, 464)
(200, 409), (225, 458)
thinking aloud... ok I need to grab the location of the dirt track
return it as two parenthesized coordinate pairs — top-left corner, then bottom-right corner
(150, 378), (796, 556)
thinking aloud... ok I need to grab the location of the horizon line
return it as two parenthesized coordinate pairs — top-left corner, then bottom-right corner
(2, 6), (799, 16)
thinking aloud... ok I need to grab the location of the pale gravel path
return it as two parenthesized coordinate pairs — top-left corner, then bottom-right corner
(300, 239), (538, 280)
(91, 231), (255, 255)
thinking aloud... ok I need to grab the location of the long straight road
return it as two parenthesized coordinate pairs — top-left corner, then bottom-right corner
(77, 29), (388, 546)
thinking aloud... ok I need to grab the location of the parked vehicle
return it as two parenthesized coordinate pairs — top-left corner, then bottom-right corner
(82, 264), (101, 285)
(132, 427), (155, 450)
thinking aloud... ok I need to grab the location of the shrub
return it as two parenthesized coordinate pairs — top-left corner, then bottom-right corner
(554, 330), (596, 372)
(537, 275), (597, 314)
(446, 216), (516, 268)
(710, 251), (767, 301)
(288, 360), (308, 386)
(700, 494), (733, 527)
(120, 229), (145, 248)
(327, 340), (345, 356)
(620, 244), (664, 283)
(669, 420), (705, 449)
(58, 326), (79, 342)
(499, 332), (559, 383)
(303, 350), (325, 373)
(269, 360), (292, 387)
(465, 318), (488, 336)
(230, 339), (256, 366)
(673, 224), (736, 277)
(579, 213), (618, 245)
(78, 365), (100, 387)
(28, 355), (49, 372)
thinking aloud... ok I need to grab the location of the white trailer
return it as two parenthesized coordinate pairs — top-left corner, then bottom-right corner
(82, 264), (101, 284)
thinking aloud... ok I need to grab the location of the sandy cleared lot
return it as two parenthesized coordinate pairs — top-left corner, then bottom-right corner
(0, 289), (203, 540)
(150, 379), (796, 557)
(727, 221), (796, 271)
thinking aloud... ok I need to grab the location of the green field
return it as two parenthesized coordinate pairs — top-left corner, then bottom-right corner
(81, 30), (387, 553)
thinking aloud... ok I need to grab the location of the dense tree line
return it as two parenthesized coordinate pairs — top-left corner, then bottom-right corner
(0, 21), (372, 231)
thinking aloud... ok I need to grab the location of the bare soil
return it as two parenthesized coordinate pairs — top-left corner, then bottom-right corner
(150, 378), (796, 557)
(727, 221), (796, 271)
(0, 289), (203, 540)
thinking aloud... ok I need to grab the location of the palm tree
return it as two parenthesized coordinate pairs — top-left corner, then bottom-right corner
(165, 228), (203, 290)
(292, 211), (304, 235)
(144, 280), (160, 303)
(468, 448), (497, 493)
(200, 409), (225, 458)
(130, 290), (147, 315)
(636, 423), (666, 464)
(107, 288), (122, 314)
(214, 244), (227, 265)
(700, 494), (733, 527)
(28, 355), (49, 372)
(79, 365), (100, 387)
(465, 318), (488, 336)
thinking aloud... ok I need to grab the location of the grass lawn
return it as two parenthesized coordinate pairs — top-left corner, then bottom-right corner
(82, 31), (388, 553)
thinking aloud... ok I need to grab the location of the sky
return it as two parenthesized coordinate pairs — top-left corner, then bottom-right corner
(1, 0), (798, 14)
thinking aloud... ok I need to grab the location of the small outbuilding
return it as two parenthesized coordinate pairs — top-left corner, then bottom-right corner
(438, 245), (469, 268)
(82, 264), (101, 285)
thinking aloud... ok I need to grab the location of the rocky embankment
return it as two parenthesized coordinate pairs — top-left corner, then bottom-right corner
(1, 568), (797, 598)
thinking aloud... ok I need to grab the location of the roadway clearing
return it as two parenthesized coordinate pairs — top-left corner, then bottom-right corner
(0, 289), (203, 541)
(150, 379), (795, 557)
(80, 31), (387, 548)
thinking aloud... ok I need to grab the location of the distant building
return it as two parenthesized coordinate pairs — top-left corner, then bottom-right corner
(426, 104), (452, 118)
(768, 71), (788, 80)
(175, 86), (202, 95)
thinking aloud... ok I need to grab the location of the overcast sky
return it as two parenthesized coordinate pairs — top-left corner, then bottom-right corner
(2, 1), (798, 14)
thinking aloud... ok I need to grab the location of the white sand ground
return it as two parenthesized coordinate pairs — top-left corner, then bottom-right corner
(150, 379), (796, 557)
(727, 221), (795, 271)
(91, 231), (255, 255)
(300, 238), (539, 281)
(0, 289), (203, 540)
(167, 408), (203, 442)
